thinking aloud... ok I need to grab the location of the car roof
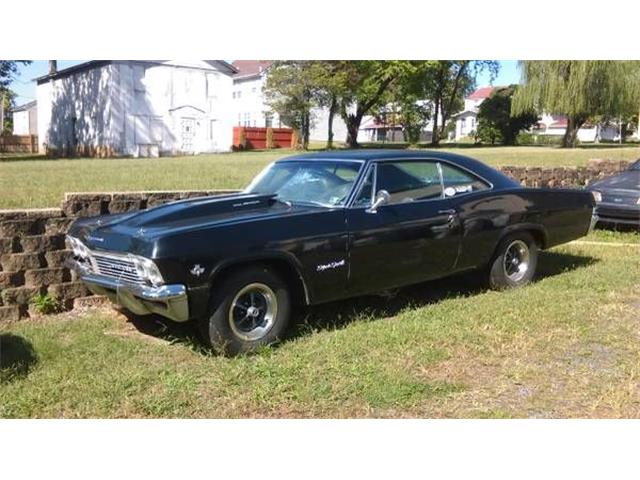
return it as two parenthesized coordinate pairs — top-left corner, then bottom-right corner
(277, 149), (520, 189)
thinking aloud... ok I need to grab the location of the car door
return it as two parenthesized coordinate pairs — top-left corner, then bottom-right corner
(346, 159), (462, 295)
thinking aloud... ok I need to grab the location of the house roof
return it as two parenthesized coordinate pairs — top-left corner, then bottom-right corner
(467, 86), (495, 100)
(35, 60), (237, 84)
(452, 109), (478, 119)
(361, 121), (402, 130)
(11, 100), (37, 112)
(232, 60), (272, 80)
(548, 115), (568, 128)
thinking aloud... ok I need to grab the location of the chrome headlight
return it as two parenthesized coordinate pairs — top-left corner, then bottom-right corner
(591, 190), (602, 203)
(132, 256), (164, 287)
(67, 236), (91, 260)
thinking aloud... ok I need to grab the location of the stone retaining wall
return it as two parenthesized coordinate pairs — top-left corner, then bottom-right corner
(0, 190), (236, 322)
(0, 159), (632, 323)
(501, 159), (632, 188)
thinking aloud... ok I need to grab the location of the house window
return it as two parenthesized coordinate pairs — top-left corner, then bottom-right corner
(209, 119), (217, 140)
(243, 113), (251, 126)
(460, 118), (466, 134)
(206, 73), (218, 98)
(470, 117), (475, 129)
(133, 65), (145, 93)
(252, 86), (257, 93)
(238, 114), (242, 125)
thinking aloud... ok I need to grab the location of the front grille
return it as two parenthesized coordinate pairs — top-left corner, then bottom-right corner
(91, 252), (145, 285)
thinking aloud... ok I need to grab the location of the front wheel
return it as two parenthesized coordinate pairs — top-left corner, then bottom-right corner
(487, 232), (538, 290)
(198, 266), (291, 355)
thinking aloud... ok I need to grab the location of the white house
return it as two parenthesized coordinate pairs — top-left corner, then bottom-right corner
(451, 86), (495, 140)
(36, 60), (237, 156)
(12, 100), (38, 135)
(452, 86), (621, 143)
(231, 60), (281, 128)
(532, 113), (619, 142)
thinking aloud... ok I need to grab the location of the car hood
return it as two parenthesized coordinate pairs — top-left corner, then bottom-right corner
(69, 192), (312, 254)
(589, 170), (640, 192)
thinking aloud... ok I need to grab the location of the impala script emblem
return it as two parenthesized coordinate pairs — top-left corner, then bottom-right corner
(190, 264), (205, 277)
(316, 259), (346, 272)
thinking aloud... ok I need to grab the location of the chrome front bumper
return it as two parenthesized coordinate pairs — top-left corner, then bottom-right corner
(589, 209), (599, 233)
(66, 259), (189, 322)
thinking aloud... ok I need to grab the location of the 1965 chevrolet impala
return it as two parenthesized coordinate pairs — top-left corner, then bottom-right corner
(67, 150), (597, 354)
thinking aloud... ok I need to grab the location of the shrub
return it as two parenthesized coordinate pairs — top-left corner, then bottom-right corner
(515, 132), (535, 145)
(291, 129), (301, 149)
(265, 127), (274, 149)
(29, 293), (61, 315)
(237, 128), (247, 150)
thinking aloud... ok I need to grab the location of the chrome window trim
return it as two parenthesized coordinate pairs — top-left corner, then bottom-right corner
(347, 157), (493, 210)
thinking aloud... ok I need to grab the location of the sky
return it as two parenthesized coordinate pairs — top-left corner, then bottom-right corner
(8, 60), (521, 106)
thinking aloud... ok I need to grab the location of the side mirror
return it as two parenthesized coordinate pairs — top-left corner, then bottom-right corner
(366, 190), (390, 214)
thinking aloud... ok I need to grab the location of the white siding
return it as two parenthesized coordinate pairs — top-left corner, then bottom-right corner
(37, 61), (234, 155)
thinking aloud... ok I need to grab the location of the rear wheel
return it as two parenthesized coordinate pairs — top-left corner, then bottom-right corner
(198, 266), (291, 355)
(487, 232), (538, 290)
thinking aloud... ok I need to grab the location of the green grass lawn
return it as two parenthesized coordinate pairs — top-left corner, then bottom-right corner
(1, 230), (638, 418)
(1, 145), (639, 209)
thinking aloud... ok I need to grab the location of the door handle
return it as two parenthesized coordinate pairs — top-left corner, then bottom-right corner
(435, 209), (457, 229)
(438, 209), (457, 215)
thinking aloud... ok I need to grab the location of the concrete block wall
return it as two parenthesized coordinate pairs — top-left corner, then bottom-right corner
(0, 159), (632, 323)
(500, 159), (632, 188)
(0, 190), (236, 322)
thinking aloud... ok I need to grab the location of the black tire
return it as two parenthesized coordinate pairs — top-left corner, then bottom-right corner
(487, 232), (538, 290)
(198, 265), (291, 355)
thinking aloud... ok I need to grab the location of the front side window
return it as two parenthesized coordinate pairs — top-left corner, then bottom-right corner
(245, 160), (363, 208)
(353, 166), (374, 207)
(440, 163), (490, 197)
(376, 161), (442, 204)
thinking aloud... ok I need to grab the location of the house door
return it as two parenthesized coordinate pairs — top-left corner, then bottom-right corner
(181, 118), (195, 152)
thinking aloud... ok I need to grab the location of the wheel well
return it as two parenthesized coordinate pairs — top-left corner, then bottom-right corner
(210, 259), (309, 306)
(527, 228), (546, 250)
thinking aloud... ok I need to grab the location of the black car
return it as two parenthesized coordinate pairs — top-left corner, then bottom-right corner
(587, 159), (640, 228)
(67, 150), (596, 354)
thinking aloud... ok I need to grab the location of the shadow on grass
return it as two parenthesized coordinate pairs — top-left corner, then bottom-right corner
(0, 334), (38, 383)
(121, 250), (598, 352)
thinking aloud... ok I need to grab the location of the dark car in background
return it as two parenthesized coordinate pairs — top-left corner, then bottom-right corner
(67, 150), (596, 355)
(587, 159), (640, 228)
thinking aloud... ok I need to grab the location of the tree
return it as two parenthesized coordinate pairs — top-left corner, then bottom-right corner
(333, 61), (417, 148)
(371, 63), (436, 145)
(311, 61), (347, 149)
(425, 61), (499, 146)
(264, 61), (325, 150)
(476, 85), (538, 145)
(512, 61), (640, 148)
(0, 61), (31, 134)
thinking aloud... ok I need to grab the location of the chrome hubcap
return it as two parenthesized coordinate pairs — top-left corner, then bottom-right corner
(228, 283), (277, 341)
(503, 240), (530, 282)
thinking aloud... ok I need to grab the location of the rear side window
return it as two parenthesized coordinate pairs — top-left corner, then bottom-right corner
(440, 163), (490, 197)
(376, 161), (442, 204)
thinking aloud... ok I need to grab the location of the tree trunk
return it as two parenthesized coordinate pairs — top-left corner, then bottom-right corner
(562, 115), (586, 148)
(431, 99), (440, 146)
(301, 111), (310, 150)
(326, 95), (336, 149)
(341, 105), (365, 149)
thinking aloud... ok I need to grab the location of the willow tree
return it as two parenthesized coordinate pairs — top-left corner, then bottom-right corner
(512, 61), (640, 148)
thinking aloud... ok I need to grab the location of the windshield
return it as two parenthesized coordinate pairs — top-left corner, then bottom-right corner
(244, 160), (363, 207)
